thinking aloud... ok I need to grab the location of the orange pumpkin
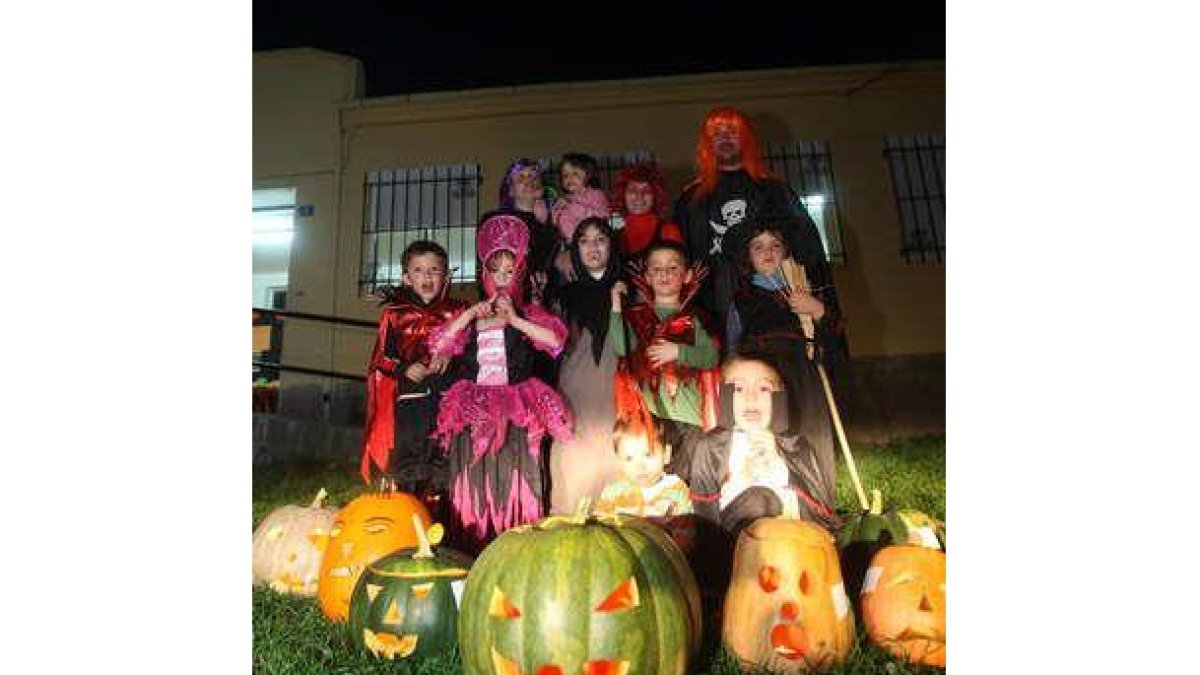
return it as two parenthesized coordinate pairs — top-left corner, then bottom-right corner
(251, 488), (336, 596)
(722, 518), (855, 672)
(860, 545), (945, 667)
(317, 491), (432, 622)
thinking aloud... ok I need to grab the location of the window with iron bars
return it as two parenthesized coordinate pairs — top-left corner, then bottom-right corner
(763, 140), (847, 265)
(360, 163), (482, 295)
(537, 150), (655, 204)
(884, 133), (945, 264)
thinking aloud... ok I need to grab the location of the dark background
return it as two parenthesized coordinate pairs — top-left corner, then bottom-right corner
(253, 1), (946, 97)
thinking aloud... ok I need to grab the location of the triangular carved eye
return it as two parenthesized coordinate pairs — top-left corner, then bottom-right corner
(798, 570), (811, 595)
(595, 578), (639, 613)
(488, 587), (521, 619)
(759, 566), (779, 593)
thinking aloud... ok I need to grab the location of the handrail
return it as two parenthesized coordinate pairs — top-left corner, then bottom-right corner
(252, 360), (365, 382)
(252, 307), (374, 384)
(252, 307), (376, 329)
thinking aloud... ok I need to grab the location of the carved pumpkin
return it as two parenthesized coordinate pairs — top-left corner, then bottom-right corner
(458, 507), (701, 675)
(317, 491), (432, 622)
(722, 518), (855, 672)
(837, 489), (944, 599)
(251, 488), (336, 596)
(349, 515), (474, 660)
(860, 545), (946, 667)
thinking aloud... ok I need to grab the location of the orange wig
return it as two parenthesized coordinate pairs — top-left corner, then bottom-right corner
(691, 106), (773, 201)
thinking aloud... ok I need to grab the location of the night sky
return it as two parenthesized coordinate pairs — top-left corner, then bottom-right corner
(253, 1), (946, 98)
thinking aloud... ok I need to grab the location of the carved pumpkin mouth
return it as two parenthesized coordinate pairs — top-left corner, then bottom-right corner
(270, 572), (315, 594)
(362, 629), (418, 659)
(490, 648), (630, 675)
(769, 622), (809, 659)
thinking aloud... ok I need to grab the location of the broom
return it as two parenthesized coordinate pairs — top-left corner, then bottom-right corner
(779, 257), (869, 511)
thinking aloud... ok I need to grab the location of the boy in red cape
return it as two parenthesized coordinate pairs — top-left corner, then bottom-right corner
(360, 241), (465, 512)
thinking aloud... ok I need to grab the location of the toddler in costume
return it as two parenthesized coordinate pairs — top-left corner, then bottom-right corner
(550, 151), (611, 242)
(594, 417), (695, 551)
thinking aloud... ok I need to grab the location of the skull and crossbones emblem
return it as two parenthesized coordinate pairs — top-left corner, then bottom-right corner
(709, 198), (748, 254)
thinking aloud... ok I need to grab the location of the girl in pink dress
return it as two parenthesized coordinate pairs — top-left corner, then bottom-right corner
(428, 213), (573, 554)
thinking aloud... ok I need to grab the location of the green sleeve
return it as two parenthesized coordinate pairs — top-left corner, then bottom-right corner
(609, 312), (636, 356)
(676, 321), (718, 368)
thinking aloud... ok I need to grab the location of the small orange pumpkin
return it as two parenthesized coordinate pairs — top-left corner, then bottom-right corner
(251, 488), (335, 596)
(860, 545), (945, 667)
(317, 491), (432, 622)
(722, 518), (855, 672)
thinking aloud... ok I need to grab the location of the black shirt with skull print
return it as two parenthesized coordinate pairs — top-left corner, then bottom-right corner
(673, 169), (845, 361)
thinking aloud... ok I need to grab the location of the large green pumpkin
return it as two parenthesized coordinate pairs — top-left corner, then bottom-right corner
(837, 489), (945, 599)
(348, 517), (473, 660)
(458, 508), (701, 675)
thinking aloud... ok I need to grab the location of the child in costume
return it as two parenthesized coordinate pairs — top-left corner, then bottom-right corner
(726, 220), (839, 500)
(596, 417), (692, 517)
(548, 217), (622, 514)
(688, 354), (839, 535)
(550, 151), (611, 243)
(609, 239), (721, 484)
(608, 161), (684, 259)
(428, 213), (573, 554)
(360, 241), (465, 518)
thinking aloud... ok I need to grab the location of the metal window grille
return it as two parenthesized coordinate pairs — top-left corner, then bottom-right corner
(884, 134), (945, 264)
(538, 150), (655, 202)
(763, 140), (846, 265)
(360, 163), (482, 295)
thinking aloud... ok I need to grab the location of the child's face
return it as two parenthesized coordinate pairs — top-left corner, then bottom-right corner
(512, 166), (542, 201)
(486, 251), (516, 291)
(624, 180), (655, 215)
(616, 434), (668, 488)
(559, 162), (588, 195)
(645, 248), (687, 300)
(748, 231), (786, 277)
(576, 225), (612, 275)
(402, 252), (447, 303)
(725, 359), (782, 432)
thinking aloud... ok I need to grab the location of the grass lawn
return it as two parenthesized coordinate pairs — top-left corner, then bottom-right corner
(253, 435), (945, 674)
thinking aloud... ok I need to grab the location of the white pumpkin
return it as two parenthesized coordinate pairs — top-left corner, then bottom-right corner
(252, 488), (336, 595)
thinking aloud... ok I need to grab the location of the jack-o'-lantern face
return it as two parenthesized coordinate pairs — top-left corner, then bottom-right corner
(485, 578), (640, 675)
(317, 492), (431, 622)
(860, 546), (945, 667)
(723, 518), (855, 672)
(459, 514), (700, 675)
(349, 519), (473, 661)
(251, 489), (336, 597)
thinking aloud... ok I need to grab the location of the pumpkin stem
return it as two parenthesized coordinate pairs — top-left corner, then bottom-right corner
(412, 514), (434, 559)
(572, 497), (593, 524)
(309, 488), (328, 509)
(869, 489), (883, 516)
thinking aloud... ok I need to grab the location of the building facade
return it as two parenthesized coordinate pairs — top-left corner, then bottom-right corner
(253, 48), (944, 447)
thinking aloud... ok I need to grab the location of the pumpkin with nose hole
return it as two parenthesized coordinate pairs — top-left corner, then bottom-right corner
(251, 488), (335, 596)
(458, 509), (701, 675)
(722, 518), (855, 672)
(317, 491), (431, 622)
(348, 516), (473, 660)
(860, 545), (945, 667)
